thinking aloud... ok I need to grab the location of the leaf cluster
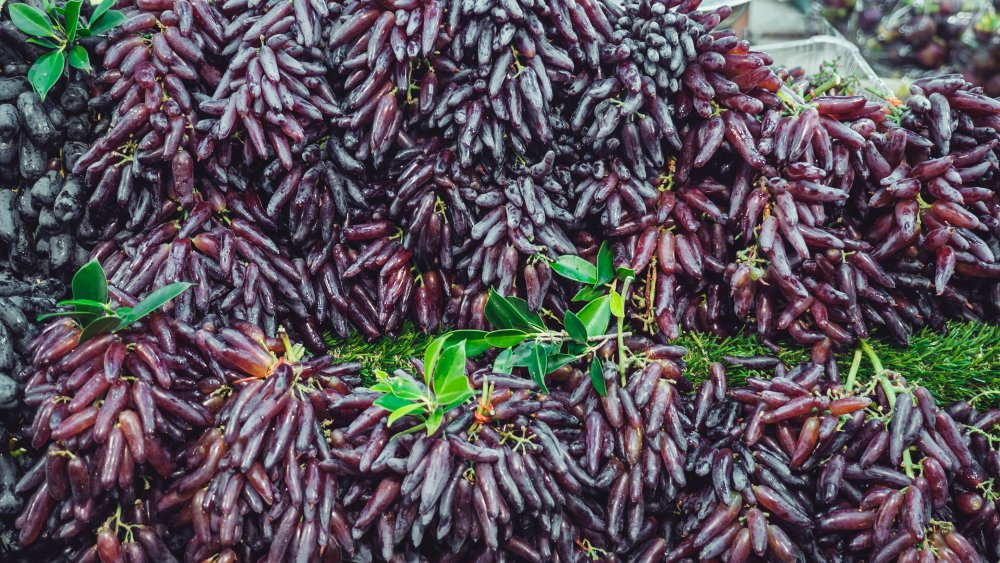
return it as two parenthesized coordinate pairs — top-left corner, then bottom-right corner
(371, 334), (476, 436)
(8, 0), (124, 99)
(38, 260), (193, 343)
(455, 242), (633, 396)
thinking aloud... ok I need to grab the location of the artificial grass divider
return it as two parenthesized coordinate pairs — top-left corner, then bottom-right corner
(325, 321), (1000, 408)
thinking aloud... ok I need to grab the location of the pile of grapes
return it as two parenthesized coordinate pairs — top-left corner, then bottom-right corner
(1, 0), (999, 560)
(10, 315), (1000, 561)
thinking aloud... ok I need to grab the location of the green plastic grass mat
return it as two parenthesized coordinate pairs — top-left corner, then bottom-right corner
(326, 321), (1000, 408)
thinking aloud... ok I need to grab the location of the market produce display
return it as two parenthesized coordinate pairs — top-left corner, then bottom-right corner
(1, 0), (1000, 560)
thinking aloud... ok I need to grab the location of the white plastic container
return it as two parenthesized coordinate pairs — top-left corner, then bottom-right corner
(761, 35), (890, 101)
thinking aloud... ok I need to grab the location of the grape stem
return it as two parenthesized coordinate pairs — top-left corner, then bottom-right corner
(844, 347), (863, 393)
(860, 339), (916, 478)
(617, 276), (634, 383)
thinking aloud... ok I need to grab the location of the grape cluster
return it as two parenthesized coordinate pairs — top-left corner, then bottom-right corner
(32, 0), (999, 348)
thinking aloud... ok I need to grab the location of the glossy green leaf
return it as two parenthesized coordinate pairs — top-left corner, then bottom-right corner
(9, 4), (54, 38)
(590, 356), (607, 397)
(64, 0), (82, 42)
(484, 329), (528, 348)
(564, 311), (588, 344)
(386, 402), (425, 427)
(617, 267), (636, 281)
(374, 393), (412, 413)
(385, 376), (425, 402)
(55, 298), (107, 309)
(25, 37), (58, 48)
(36, 310), (97, 323)
(565, 342), (587, 357)
(484, 289), (537, 331)
(550, 255), (598, 284)
(422, 335), (448, 387)
(436, 372), (473, 409)
(86, 8), (124, 35)
(547, 353), (576, 373)
(577, 296), (612, 339)
(596, 242), (614, 285)
(527, 344), (549, 393)
(116, 282), (193, 330)
(610, 290), (625, 318)
(504, 296), (544, 329)
(71, 260), (107, 304)
(78, 316), (121, 344)
(572, 285), (606, 303)
(67, 45), (92, 73)
(492, 348), (514, 374)
(89, 0), (115, 27)
(425, 407), (444, 436)
(440, 330), (489, 356)
(433, 340), (466, 395)
(27, 49), (64, 101)
(507, 342), (535, 369)
(484, 290), (515, 329)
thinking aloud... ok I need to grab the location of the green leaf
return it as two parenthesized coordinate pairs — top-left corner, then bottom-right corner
(590, 356), (607, 397)
(9, 4), (54, 38)
(436, 371), (473, 409)
(440, 330), (489, 356)
(64, 0), (82, 42)
(55, 298), (107, 309)
(79, 316), (123, 344)
(433, 340), (466, 396)
(577, 295), (612, 339)
(527, 344), (549, 393)
(89, 0), (115, 27)
(564, 311), (588, 344)
(550, 255), (598, 284)
(616, 267), (636, 281)
(423, 335), (448, 387)
(425, 407), (444, 436)
(26, 37), (58, 48)
(374, 393), (412, 413)
(386, 402), (425, 427)
(484, 289), (539, 331)
(27, 50), (64, 101)
(36, 310), (97, 323)
(492, 348), (514, 374)
(596, 242), (614, 285)
(484, 290), (516, 329)
(572, 285), (606, 302)
(87, 9), (125, 36)
(485, 329), (528, 349)
(67, 45), (92, 73)
(610, 290), (625, 318)
(507, 342), (536, 368)
(71, 260), (107, 304)
(504, 296), (544, 329)
(385, 376), (425, 401)
(547, 353), (576, 373)
(440, 390), (474, 411)
(116, 282), (193, 330)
